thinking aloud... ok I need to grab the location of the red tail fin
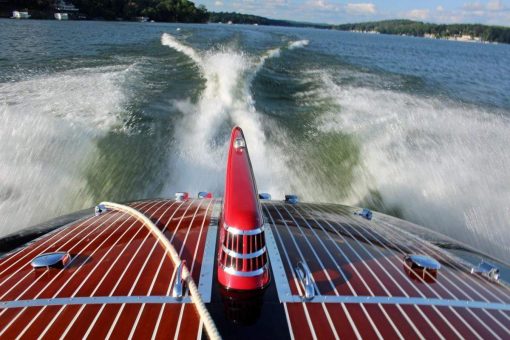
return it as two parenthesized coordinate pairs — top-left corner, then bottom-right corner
(217, 127), (270, 290)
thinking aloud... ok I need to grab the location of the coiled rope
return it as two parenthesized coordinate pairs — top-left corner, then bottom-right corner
(99, 202), (221, 340)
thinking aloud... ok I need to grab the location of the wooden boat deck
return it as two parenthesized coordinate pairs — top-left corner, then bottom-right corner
(0, 199), (509, 339)
(263, 202), (510, 339)
(0, 199), (218, 339)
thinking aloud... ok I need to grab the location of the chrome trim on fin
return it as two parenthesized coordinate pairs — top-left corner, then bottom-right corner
(220, 263), (268, 277)
(223, 223), (264, 236)
(222, 245), (266, 259)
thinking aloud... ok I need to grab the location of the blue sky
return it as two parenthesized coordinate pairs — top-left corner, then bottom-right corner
(194, 0), (510, 26)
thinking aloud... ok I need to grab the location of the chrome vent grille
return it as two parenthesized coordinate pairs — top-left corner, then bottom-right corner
(219, 225), (268, 274)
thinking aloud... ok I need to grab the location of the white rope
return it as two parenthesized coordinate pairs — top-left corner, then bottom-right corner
(99, 202), (221, 340)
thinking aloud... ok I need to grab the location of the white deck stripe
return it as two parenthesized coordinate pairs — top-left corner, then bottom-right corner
(62, 200), (176, 340)
(0, 214), (94, 283)
(127, 200), (187, 340)
(302, 301), (318, 340)
(366, 214), (509, 338)
(38, 202), (163, 340)
(0, 201), (144, 338)
(78, 200), (176, 340)
(264, 224), (293, 301)
(303, 204), (426, 340)
(283, 304), (295, 340)
(342, 211), (489, 339)
(85, 200), (187, 340)
(327, 211), (446, 340)
(330, 205), (497, 337)
(278, 205), (340, 339)
(196, 321), (203, 340)
(270, 204), (356, 340)
(265, 205), (361, 340)
(127, 199), (203, 340)
(169, 199), (210, 340)
(370, 220), (509, 337)
(377, 215), (510, 325)
(104, 200), (195, 340)
(262, 205), (319, 339)
(30, 201), (159, 340)
(151, 199), (200, 340)
(0, 210), (117, 301)
(336, 209), (469, 340)
(290, 204), (404, 340)
(378, 215), (510, 300)
(319, 205), (458, 338)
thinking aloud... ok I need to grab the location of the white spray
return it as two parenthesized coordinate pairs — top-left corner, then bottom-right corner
(160, 33), (309, 198)
(314, 70), (510, 259)
(0, 65), (133, 237)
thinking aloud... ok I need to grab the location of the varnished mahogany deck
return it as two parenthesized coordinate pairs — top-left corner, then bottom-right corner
(0, 199), (217, 339)
(0, 199), (509, 339)
(264, 202), (510, 339)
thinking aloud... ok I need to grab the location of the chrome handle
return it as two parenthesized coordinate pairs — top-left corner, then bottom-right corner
(172, 261), (185, 298)
(295, 261), (314, 300)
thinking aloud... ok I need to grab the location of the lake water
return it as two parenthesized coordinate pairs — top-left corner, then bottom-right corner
(1, 19), (509, 261)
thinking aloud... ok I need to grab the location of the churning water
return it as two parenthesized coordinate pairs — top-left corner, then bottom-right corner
(0, 20), (509, 262)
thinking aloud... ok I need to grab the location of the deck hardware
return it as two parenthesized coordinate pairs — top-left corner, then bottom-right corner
(94, 204), (106, 216)
(172, 261), (185, 298)
(175, 192), (189, 201)
(198, 192), (213, 199)
(471, 261), (500, 282)
(404, 254), (441, 281)
(259, 193), (272, 200)
(295, 261), (315, 300)
(31, 252), (71, 269)
(285, 195), (299, 204)
(234, 137), (246, 150)
(354, 208), (372, 220)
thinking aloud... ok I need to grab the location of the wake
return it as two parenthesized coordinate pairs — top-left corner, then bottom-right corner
(160, 33), (309, 197)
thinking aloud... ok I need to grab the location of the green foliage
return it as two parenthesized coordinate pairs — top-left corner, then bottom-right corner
(334, 19), (510, 44)
(72, 0), (208, 21)
(2, 0), (209, 22)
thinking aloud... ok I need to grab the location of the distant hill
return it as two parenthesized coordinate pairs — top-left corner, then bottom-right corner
(1, 1), (509, 44)
(333, 19), (510, 44)
(208, 11), (330, 29)
(208, 13), (509, 44)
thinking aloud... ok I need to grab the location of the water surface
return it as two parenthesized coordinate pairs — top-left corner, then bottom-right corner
(1, 19), (509, 261)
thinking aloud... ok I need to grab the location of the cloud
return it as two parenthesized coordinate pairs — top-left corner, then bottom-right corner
(346, 3), (376, 14)
(463, 2), (484, 11)
(463, 0), (505, 11)
(406, 9), (430, 20)
(487, 0), (504, 10)
(436, 5), (444, 12)
(214, 0), (223, 6)
(307, 0), (338, 10)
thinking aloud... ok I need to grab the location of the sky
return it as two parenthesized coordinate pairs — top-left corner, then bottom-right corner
(194, 0), (510, 26)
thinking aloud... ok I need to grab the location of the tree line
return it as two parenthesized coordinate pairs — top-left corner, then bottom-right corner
(1, 0), (209, 22)
(334, 20), (510, 44)
(2, 2), (509, 44)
